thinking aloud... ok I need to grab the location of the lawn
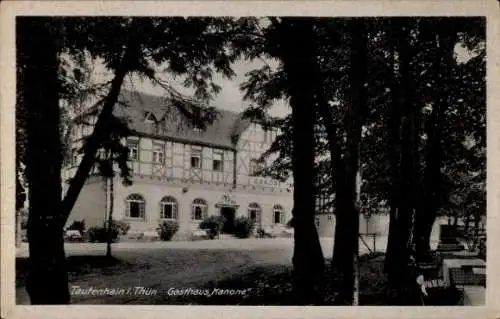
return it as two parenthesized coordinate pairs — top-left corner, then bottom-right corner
(16, 239), (455, 305)
(17, 250), (415, 305)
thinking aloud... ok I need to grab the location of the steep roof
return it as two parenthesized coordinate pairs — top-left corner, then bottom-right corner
(112, 90), (252, 150)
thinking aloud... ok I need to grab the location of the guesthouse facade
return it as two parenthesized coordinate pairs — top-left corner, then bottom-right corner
(63, 91), (293, 239)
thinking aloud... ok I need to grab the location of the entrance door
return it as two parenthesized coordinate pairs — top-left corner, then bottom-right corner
(220, 206), (236, 234)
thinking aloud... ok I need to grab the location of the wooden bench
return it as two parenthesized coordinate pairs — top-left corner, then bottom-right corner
(416, 276), (450, 305)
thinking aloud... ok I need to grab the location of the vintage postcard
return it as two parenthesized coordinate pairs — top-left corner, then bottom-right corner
(1, 1), (499, 318)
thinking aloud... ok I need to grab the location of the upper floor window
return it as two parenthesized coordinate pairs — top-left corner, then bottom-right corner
(270, 129), (277, 142)
(273, 204), (284, 224)
(125, 194), (145, 219)
(160, 196), (178, 220)
(248, 202), (262, 225)
(191, 146), (202, 169)
(213, 150), (224, 172)
(145, 112), (157, 124)
(192, 198), (208, 221)
(128, 140), (139, 161)
(152, 143), (164, 164)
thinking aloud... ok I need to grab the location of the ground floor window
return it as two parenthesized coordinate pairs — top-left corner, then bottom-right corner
(160, 196), (177, 220)
(192, 198), (208, 221)
(248, 202), (261, 224)
(125, 194), (145, 219)
(273, 204), (284, 224)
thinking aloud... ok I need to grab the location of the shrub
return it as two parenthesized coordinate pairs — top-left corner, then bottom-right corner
(87, 226), (111, 243)
(105, 219), (130, 236)
(87, 220), (130, 243)
(255, 227), (267, 238)
(67, 220), (86, 234)
(233, 216), (254, 238)
(157, 220), (179, 241)
(199, 215), (225, 239)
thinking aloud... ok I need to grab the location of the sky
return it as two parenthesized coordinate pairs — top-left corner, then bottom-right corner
(88, 57), (291, 118)
(84, 42), (474, 120)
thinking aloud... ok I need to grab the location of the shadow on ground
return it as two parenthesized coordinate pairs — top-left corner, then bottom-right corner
(16, 255), (151, 288)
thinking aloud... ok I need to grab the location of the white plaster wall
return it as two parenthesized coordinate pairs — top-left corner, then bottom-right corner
(112, 177), (293, 237)
(65, 178), (107, 229)
(317, 213), (450, 243)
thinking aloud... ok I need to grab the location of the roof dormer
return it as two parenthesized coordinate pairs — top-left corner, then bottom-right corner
(144, 111), (157, 124)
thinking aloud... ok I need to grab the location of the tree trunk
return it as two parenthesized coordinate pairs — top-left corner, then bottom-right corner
(275, 18), (325, 304)
(314, 57), (350, 287)
(106, 172), (114, 258)
(384, 21), (402, 275)
(60, 40), (140, 227)
(335, 18), (367, 305)
(19, 18), (70, 304)
(318, 98), (351, 303)
(415, 24), (457, 257)
(385, 19), (417, 297)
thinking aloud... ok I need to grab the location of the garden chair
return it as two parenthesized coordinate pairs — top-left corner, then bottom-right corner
(416, 274), (463, 305)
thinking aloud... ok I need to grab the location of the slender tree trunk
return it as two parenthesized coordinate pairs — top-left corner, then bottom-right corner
(274, 18), (325, 304)
(335, 18), (367, 305)
(60, 40), (140, 227)
(315, 43), (351, 304)
(385, 20), (417, 300)
(106, 173), (114, 258)
(19, 18), (70, 304)
(384, 19), (402, 276)
(313, 62), (349, 280)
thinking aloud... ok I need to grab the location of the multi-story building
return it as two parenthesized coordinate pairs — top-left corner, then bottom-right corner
(63, 91), (293, 239)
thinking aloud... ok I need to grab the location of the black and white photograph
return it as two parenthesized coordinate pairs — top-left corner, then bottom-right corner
(1, 1), (498, 318)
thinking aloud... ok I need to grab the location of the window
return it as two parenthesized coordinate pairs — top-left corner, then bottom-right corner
(160, 196), (177, 220)
(191, 198), (207, 221)
(193, 125), (202, 133)
(248, 203), (261, 225)
(213, 151), (223, 172)
(315, 218), (320, 227)
(328, 215), (332, 221)
(128, 141), (139, 161)
(152, 144), (164, 164)
(269, 129), (274, 142)
(126, 194), (145, 219)
(191, 147), (202, 168)
(273, 204), (284, 224)
(249, 159), (261, 176)
(145, 112), (156, 124)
